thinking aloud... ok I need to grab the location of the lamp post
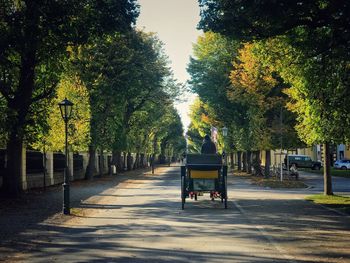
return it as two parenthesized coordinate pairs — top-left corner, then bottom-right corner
(222, 126), (228, 137)
(222, 126), (228, 164)
(58, 98), (74, 215)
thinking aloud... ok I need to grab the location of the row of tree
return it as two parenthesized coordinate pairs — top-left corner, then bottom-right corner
(187, 0), (350, 195)
(0, 1), (185, 197)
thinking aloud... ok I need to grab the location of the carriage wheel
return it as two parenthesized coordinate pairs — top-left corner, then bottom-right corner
(181, 175), (186, 210)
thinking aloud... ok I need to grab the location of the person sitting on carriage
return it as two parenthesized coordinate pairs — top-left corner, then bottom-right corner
(201, 134), (217, 154)
(200, 134), (219, 199)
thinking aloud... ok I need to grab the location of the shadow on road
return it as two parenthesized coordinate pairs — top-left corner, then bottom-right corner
(1, 167), (349, 262)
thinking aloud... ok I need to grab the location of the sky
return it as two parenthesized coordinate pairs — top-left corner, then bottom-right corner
(136, 0), (201, 131)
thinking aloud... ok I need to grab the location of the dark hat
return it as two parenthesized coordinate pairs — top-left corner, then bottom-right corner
(204, 134), (211, 141)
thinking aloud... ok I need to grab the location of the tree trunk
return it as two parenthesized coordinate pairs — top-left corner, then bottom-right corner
(252, 151), (262, 176)
(112, 150), (123, 172)
(85, 145), (96, 180)
(133, 153), (140, 170)
(2, 61), (37, 196)
(255, 151), (261, 164)
(140, 153), (145, 168)
(265, 150), (271, 178)
(112, 150), (118, 165)
(242, 152), (247, 172)
(123, 152), (127, 170)
(151, 153), (156, 166)
(127, 152), (132, 171)
(323, 142), (333, 195)
(230, 152), (234, 169)
(99, 149), (104, 177)
(237, 151), (242, 171)
(247, 151), (252, 174)
(2, 136), (23, 196)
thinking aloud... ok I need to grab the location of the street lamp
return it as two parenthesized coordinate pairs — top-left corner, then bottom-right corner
(222, 126), (228, 137)
(58, 98), (74, 215)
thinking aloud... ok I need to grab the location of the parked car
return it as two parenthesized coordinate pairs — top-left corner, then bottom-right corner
(284, 154), (322, 170)
(334, 159), (350, 170)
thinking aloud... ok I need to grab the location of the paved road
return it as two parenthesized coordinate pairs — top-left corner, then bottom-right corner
(2, 167), (350, 262)
(299, 170), (350, 194)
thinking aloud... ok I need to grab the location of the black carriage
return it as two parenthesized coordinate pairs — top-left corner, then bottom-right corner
(180, 154), (228, 209)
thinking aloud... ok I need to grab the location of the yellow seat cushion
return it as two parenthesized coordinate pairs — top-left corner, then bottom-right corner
(190, 170), (218, 179)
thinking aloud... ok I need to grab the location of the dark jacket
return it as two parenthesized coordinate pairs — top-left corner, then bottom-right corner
(201, 140), (217, 154)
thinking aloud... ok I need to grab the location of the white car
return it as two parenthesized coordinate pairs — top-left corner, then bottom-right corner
(334, 159), (350, 170)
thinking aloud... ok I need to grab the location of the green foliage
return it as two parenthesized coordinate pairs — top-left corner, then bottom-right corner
(186, 97), (214, 153)
(228, 41), (302, 150)
(75, 29), (184, 156)
(186, 123), (203, 153)
(256, 38), (350, 145)
(0, 0), (139, 116)
(198, 0), (350, 59)
(198, 0), (350, 146)
(187, 32), (243, 151)
(198, 0), (350, 194)
(0, 0), (139, 195)
(188, 32), (241, 122)
(188, 98), (212, 137)
(29, 75), (91, 152)
(187, 32), (300, 153)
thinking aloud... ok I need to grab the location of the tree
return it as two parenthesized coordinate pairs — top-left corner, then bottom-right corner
(127, 94), (176, 167)
(0, 0), (139, 196)
(157, 107), (185, 163)
(186, 98), (212, 153)
(29, 74), (91, 153)
(228, 42), (303, 175)
(187, 32), (244, 152)
(258, 37), (350, 194)
(198, 0), (350, 194)
(76, 29), (182, 175)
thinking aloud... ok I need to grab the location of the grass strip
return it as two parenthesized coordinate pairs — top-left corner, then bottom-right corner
(305, 194), (350, 215)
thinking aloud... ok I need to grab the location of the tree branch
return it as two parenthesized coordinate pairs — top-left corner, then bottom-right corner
(30, 81), (58, 103)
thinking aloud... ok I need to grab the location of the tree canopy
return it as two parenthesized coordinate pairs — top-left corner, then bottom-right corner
(197, 0), (350, 194)
(0, 1), (187, 196)
(187, 32), (301, 156)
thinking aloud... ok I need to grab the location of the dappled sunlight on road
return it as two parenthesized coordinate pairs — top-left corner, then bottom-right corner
(1, 167), (349, 263)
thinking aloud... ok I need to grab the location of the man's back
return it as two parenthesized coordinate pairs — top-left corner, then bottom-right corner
(201, 140), (217, 154)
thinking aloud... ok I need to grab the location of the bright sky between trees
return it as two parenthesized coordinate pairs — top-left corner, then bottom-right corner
(136, 0), (201, 131)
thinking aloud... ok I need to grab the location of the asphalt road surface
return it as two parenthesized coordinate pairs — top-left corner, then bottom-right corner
(299, 170), (350, 194)
(2, 167), (350, 263)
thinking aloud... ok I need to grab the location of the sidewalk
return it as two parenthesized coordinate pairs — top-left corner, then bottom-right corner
(0, 167), (154, 261)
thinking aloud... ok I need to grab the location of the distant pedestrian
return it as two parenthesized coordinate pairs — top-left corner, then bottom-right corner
(201, 135), (217, 154)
